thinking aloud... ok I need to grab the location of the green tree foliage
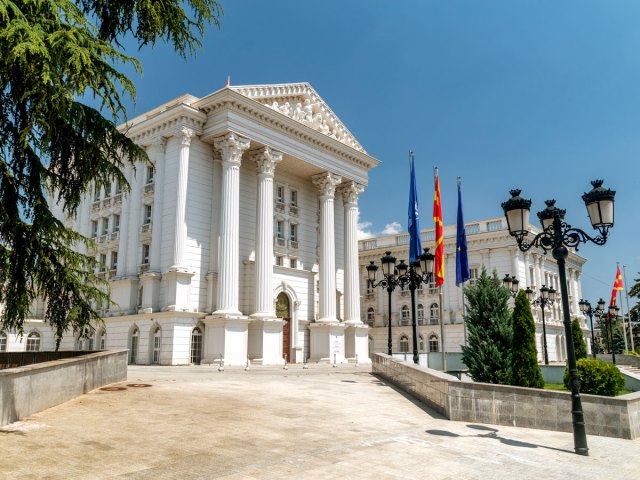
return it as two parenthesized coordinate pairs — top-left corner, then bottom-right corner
(0, 1), (222, 348)
(571, 318), (587, 360)
(461, 267), (513, 384)
(510, 290), (544, 388)
(563, 358), (625, 396)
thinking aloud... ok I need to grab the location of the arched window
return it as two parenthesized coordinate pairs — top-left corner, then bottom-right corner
(190, 327), (203, 365)
(152, 326), (161, 364)
(399, 335), (409, 353)
(99, 329), (107, 350)
(26, 332), (40, 352)
(129, 327), (139, 365)
(429, 334), (439, 353)
(0, 331), (6, 352)
(430, 303), (439, 324)
(419, 335), (425, 352)
(417, 304), (424, 324)
(366, 307), (375, 325)
(401, 305), (410, 324)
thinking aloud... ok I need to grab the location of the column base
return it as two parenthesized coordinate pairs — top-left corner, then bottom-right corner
(308, 322), (347, 363)
(165, 268), (195, 312)
(200, 314), (250, 366)
(248, 317), (286, 365)
(345, 324), (371, 364)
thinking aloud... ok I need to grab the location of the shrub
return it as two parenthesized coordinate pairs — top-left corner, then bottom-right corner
(571, 319), (587, 360)
(563, 358), (625, 396)
(511, 290), (544, 388)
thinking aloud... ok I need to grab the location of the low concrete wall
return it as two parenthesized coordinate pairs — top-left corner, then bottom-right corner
(599, 354), (640, 368)
(0, 350), (127, 427)
(372, 353), (640, 439)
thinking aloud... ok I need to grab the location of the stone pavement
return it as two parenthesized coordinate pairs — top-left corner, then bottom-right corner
(1, 364), (638, 479)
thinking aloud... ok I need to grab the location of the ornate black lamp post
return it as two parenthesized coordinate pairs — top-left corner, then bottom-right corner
(607, 303), (620, 365)
(502, 180), (616, 457)
(579, 298), (605, 359)
(502, 274), (521, 298)
(367, 248), (434, 364)
(525, 285), (557, 365)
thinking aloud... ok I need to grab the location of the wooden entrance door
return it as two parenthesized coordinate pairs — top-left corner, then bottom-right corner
(276, 293), (291, 361)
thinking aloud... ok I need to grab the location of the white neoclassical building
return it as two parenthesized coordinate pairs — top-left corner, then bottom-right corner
(4, 83), (379, 365)
(359, 217), (591, 363)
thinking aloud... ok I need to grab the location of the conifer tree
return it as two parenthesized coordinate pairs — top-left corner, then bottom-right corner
(511, 290), (544, 388)
(571, 318), (587, 360)
(0, 1), (223, 348)
(461, 267), (513, 384)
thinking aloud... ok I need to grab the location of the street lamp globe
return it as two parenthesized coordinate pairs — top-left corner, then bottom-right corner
(420, 247), (434, 277)
(537, 199), (566, 232)
(548, 287), (557, 302)
(597, 298), (606, 313)
(501, 189), (532, 238)
(582, 180), (616, 230)
(540, 285), (549, 300)
(366, 261), (378, 283)
(525, 287), (534, 302)
(396, 259), (408, 277)
(381, 251), (396, 278)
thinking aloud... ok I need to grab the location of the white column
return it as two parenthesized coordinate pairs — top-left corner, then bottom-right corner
(213, 132), (250, 315)
(312, 172), (342, 323)
(252, 146), (282, 318)
(125, 162), (144, 276)
(116, 164), (132, 278)
(170, 127), (195, 270)
(339, 182), (364, 324)
(149, 138), (167, 272)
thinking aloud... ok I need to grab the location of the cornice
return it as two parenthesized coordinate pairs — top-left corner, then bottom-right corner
(118, 103), (206, 146)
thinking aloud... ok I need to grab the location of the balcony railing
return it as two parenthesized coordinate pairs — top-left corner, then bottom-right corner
(112, 193), (123, 205)
(275, 236), (286, 247)
(139, 263), (149, 274)
(144, 184), (154, 195)
(141, 223), (152, 234)
(101, 198), (111, 209)
(289, 239), (298, 249)
(91, 201), (100, 212)
(275, 201), (285, 213)
(289, 205), (299, 216)
(110, 231), (119, 241)
(97, 234), (108, 244)
(400, 290), (410, 297)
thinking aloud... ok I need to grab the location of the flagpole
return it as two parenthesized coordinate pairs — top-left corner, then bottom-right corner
(439, 286), (446, 371)
(623, 265), (635, 352)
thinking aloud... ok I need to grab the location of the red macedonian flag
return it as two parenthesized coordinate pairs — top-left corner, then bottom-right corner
(610, 266), (624, 306)
(433, 168), (445, 287)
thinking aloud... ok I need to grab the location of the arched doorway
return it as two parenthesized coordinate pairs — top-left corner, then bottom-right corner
(276, 292), (291, 361)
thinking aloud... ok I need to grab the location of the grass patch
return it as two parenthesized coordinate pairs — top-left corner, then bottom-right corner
(544, 383), (633, 396)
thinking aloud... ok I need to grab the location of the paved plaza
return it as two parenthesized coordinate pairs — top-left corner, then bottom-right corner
(1, 364), (639, 479)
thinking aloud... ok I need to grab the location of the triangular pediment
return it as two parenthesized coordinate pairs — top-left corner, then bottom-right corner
(230, 83), (366, 153)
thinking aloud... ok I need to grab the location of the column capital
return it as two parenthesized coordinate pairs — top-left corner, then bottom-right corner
(312, 172), (342, 197)
(338, 181), (364, 205)
(147, 136), (167, 154)
(179, 127), (196, 146)
(253, 146), (283, 176)
(214, 132), (251, 166)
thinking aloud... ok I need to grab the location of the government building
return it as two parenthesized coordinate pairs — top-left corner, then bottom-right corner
(359, 217), (590, 364)
(2, 83), (379, 365)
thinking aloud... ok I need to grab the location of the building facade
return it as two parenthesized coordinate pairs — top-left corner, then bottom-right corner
(3, 83), (379, 365)
(359, 217), (591, 363)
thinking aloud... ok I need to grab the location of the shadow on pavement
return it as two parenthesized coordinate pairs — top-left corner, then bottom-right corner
(425, 424), (574, 454)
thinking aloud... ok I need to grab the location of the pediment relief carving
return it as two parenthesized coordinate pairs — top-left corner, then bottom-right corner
(231, 84), (365, 153)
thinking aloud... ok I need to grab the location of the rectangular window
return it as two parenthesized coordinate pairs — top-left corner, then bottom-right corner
(275, 255), (284, 267)
(91, 221), (98, 238)
(276, 186), (285, 203)
(469, 268), (479, 285)
(290, 257), (297, 269)
(276, 221), (284, 239)
(93, 186), (100, 201)
(142, 244), (150, 264)
(289, 223), (297, 242)
(102, 217), (109, 235)
(113, 214), (120, 232)
(115, 181), (123, 194)
(146, 165), (155, 184)
(0, 334), (6, 352)
(290, 190), (298, 206)
(144, 204), (152, 225)
(111, 251), (118, 270)
(99, 254), (107, 272)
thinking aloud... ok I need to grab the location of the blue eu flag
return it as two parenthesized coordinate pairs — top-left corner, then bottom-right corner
(408, 153), (422, 263)
(456, 177), (470, 286)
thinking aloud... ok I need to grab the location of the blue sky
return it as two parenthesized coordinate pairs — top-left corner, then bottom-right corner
(111, 0), (639, 308)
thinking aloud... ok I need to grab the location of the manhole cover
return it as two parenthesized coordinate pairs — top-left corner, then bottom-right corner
(126, 384), (152, 388)
(99, 386), (127, 391)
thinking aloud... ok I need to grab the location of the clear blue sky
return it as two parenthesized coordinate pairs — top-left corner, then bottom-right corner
(111, 0), (639, 309)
